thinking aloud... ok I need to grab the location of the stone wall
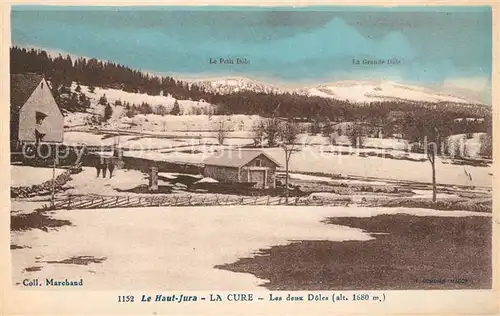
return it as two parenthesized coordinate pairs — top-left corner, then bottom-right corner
(11, 165), (82, 198)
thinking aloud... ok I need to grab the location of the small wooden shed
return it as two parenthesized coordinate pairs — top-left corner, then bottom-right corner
(203, 150), (282, 189)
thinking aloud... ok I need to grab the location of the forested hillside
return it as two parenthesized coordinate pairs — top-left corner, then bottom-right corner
(10, 46), (492, 137)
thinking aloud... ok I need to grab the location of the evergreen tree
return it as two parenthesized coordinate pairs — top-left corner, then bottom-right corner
(322, 120), (334, 137)
(140, 102), (153, 115)
(99, 94), (107, 105)
(170, 100), (181, 115)
(104, 104), (113, 121)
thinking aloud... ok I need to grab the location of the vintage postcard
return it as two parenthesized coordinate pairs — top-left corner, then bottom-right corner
(1, 1), (498, 315)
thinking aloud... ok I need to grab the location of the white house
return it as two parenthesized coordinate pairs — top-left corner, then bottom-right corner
(10, 74), (64, 145)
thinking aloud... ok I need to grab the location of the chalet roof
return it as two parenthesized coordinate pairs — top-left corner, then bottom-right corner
(203, 150), (282, 168)
(10, 73), (44, 110)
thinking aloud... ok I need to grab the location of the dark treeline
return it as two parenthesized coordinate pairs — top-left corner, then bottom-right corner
(10, 46), (492, 130)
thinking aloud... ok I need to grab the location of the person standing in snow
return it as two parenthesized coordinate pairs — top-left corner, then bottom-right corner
(101, 159), (107, 178)
(95, 161), (101, 178)
(107, 159), (115, 178)
(95, 156), (104, 178)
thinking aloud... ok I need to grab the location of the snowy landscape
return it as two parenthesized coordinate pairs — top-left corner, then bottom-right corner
(10, 45), (493, 291)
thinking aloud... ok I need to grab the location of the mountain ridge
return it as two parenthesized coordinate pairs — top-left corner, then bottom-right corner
(186, 76), (484, 105)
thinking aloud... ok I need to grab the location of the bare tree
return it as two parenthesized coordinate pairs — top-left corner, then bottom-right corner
(280, 120), (301, 203)
(250, 120), (265, 147)
(403, 107), (451, 202)
(216, 119), (230, 145)
(156, 104), (167, 116)
(348, 123), (366, 148)
(264, 116), (281, 147)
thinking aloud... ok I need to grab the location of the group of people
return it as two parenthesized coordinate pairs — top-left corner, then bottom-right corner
(95, 158), (115, 178)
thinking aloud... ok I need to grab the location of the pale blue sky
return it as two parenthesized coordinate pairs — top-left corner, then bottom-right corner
(11, 6), (492, 103)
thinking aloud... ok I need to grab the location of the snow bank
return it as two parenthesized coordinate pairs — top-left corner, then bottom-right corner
(63, 132), (106, 146)
(159, 172), (203, 180)
(196, 177), (218, 183)
(11, 166), (66, 187)
(364, 138), (409, 150)
(297, 134), (330, 145)
(288, 173), (390, 186)
(411, 189), (459, 200)
(124, 150), (208, 164)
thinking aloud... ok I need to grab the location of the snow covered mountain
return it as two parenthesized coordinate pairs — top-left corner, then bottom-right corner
(190, 77), (480, 105)
(300, 81), (476, 104)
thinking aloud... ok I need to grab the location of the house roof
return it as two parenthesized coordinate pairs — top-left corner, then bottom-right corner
(11, 73), (44, 110)
(203, 150), (282, 168)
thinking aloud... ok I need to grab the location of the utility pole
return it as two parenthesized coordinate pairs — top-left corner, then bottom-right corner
(50, 152), (57, 208)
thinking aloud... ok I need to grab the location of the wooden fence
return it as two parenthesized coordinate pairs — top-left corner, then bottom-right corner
(50, 194), (350, 210)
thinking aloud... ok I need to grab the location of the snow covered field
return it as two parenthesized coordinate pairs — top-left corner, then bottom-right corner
(11, 166), (66, 188)
(261, 147), (491, 187)
(118, 146), (489, 187)
(11, 205), (489, 290)
(63, 131), (252, 149)
(57, 83), (491, 189)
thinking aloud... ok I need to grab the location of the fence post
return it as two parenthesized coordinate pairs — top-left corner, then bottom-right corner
(67, 195), (72, 209)
(295, 197), (299, 206)
(254, 196), (258, 205)
(115, 196), (119, 206)
(266, 196), (270, 205)
(278, 197), (281, 205)
(149, 166), (159, 192)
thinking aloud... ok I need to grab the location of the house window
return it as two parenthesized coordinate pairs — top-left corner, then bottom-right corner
(255, 159), (262, 167)
(36, 111), (47, 125)
(41, 82), (43, 89)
